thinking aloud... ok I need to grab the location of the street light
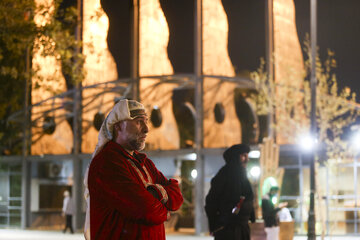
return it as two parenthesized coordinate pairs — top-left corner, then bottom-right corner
(298, 134), (317, 152)
(249, 150), (261, 158)
(297, 132), (317, 237)
(250, 166), (261, 179)
(351, 132), (360, 151)
(191, 169), (198, 179)
(308, 0), (317, 239)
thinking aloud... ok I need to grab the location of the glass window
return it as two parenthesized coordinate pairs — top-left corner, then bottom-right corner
(9, 175), (21, 198)
(0, 163), (8, 172)
(0, 175), (9, 203)
(0, 216), (8, 225)
(281, 168), (300, 196)
(9, 164), (21, 173)
(9, 209), (21, 227)
(279, 154), (299, 166)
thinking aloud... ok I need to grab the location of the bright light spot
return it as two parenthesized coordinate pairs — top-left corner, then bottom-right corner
(185, 153), (197, 161)
(191, 169), (197, 179)
(90, 22), (102, 36)
(100, 15), (108, 26)
(351, 132), (360, 151)
(249, 150), (260, 158)
(267, 177), (278, 187)
(272, 196), (278, 205)
(250, 166), (261, 179)
(153, 105), (159, 109)
(298, 134), (316, 152)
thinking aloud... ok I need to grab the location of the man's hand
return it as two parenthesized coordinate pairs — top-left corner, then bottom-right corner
(147, 186), (161, 200)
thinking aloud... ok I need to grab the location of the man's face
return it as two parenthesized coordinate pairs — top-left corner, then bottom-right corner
(117, 116), (149, 151)
(239, 152), (249, 168)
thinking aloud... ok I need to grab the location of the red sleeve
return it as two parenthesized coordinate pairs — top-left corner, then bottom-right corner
(145, 160), (184, 211)
(161, 179), (183, 211)
(89, 151), (168, 225)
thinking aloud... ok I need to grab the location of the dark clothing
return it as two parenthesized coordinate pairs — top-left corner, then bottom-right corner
(213, 222), (250, 240)
(261, 194), (280, 227)
(63, 215), (74, 233)
(205, 153), (255, 240)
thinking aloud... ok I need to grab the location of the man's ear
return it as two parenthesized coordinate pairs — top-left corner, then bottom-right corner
(115, 121), (127, 131)
(113, 122), (121, 140)
(114, 122), (120, 131)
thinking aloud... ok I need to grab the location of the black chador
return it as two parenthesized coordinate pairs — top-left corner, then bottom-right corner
(205, 144), (255, 240)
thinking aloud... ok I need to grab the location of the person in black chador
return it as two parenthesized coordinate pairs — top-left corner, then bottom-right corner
(261, 186), (288, 240)
(205, 144), (255, 240)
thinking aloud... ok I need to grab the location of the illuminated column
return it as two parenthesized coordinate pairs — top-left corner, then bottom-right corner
(308, 0), (317, 238)
(273, 0), (306, 144)
(139, 0), (179, 150)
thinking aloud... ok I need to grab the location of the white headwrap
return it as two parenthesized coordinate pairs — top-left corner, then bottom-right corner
(83, 99), (146, 239)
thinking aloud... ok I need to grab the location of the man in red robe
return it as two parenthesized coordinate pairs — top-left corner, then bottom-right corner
(85, 99), (183, 239)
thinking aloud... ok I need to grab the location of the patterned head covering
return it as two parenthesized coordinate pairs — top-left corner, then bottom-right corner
(91, 99), (146, 158)
(83, 99), (146, 239)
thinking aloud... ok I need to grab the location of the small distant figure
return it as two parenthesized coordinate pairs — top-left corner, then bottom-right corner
(62, 190), (74, 234)
(261, 186), (288, 240)
(205, 144), (255, 240)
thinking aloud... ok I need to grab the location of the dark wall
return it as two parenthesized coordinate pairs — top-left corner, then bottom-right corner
(159, 0), (194, 74)
(222, 0), (266, 76)
(172, 88), (195, 148)
(57, 0), (77, 90)
(101, 0), (266, 77)
(160, 0), (266, 75)
(101, 0), (131, 78)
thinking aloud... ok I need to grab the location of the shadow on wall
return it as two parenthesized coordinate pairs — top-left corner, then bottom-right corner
(101, 0), (266, 77)
(101, 0), (131, 78)
(221, 0), (266, 76)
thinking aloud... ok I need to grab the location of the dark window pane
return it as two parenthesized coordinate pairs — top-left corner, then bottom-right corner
(9, 200), (21, 207)
(0, 163), (8, 172)
(279, 155), (298, 166)
(9, 216), (21, 227)
(0, 216), (8, 225)
(281, 169), (299, 196)
(9, 164), (21, 173)
(9, 175), (21, 197)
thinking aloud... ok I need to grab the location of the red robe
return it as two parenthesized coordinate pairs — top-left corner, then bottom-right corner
(88, 141), (183, 239)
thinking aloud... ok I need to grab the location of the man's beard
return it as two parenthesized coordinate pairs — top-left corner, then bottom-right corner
(128, 134), (146, 151)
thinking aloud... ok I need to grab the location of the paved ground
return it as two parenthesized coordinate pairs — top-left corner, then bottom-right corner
(0, 229), (359, 240)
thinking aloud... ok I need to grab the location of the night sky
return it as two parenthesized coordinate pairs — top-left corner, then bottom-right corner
(294, 0), (360, 100)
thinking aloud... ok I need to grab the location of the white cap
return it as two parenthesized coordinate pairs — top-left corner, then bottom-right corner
(101, 99), (146, 141)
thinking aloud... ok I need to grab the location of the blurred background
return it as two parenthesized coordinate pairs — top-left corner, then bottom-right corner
(0, 0), (360, 238)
